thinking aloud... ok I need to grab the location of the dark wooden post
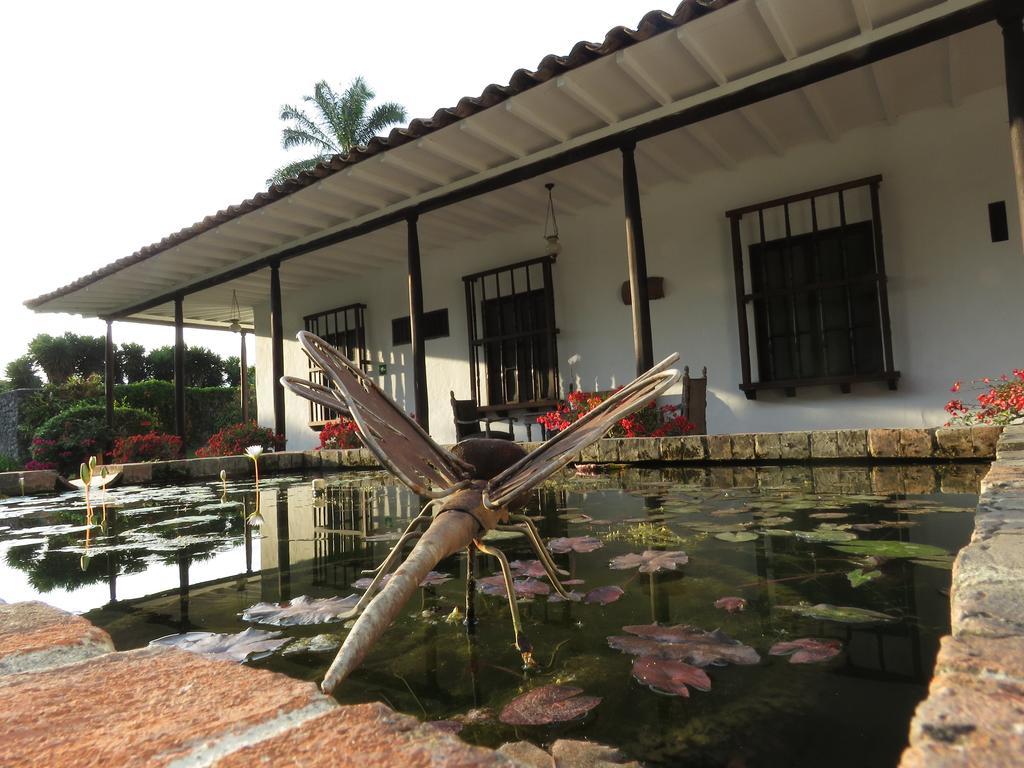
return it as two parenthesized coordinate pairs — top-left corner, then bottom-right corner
(728, 214), (753, 395)
(240, 330), (250, 422)
(407, 215), (429, 430)
(104, 319), (115, 431)
(173, 296), (186, 442)
(1000, 13), (1024, 247)
(621, 141), (654, 376)
(270, 261), (286, 441)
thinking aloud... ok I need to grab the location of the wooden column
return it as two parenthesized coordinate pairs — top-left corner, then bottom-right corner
(407, 215), (429, 430)
(239, 330), (250, 422)
(173, 296), (186, 442)
(1000, 13), (1024, 247)
(104, 319), (115, 431)
(621, 141), (654, 376)
(270, 261), (286, 440)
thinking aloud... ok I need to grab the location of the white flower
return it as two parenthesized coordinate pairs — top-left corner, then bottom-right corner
(568, 354), (582, 366)
(247, 511), (265, 528)
(244, 445), (264, 459)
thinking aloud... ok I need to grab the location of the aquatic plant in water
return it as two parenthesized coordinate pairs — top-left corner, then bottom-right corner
(499, 684), (601, 725)
(242, 594), (361, 626)
(244, 445), (263, 522)
(547, 535), (603, 554)
(608, 550), (689, 573)
(609, 626), (761, 667)
(150, 628), (290, 662)
(714, 596), (747, 613)
(769, 638), (842, 664)
(603, 522), (686, 547)
(631, 656), (711, 697)
(583, 585), (625, 605)
(776, 603), (895, 623)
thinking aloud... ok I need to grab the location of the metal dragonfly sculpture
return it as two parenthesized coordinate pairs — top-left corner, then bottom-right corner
(282, 330), (680, 693)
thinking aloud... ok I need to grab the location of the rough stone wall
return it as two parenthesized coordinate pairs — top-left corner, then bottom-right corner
(0, 389), (36, 464)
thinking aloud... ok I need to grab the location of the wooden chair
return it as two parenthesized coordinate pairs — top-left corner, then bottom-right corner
(681, 366), (708, 435)
(450, 392), (515, 441)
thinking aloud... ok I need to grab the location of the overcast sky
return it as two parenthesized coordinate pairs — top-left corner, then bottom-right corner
(0, 0), (666, 375)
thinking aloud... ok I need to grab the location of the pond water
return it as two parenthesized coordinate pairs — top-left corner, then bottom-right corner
(0, 464), (981, 767)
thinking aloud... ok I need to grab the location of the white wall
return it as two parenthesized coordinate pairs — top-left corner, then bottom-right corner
(257, 85), (1024, 451)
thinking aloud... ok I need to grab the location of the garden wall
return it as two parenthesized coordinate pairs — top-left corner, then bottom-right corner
(0, 389), (37, 464)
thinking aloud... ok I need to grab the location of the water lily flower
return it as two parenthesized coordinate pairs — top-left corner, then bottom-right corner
(245, 445), (264, 459)
(244, 446), (263, 517)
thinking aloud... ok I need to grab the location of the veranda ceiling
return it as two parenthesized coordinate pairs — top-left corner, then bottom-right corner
(25, 0), (1006, 328)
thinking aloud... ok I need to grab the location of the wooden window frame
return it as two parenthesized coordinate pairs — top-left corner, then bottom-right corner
(303, 303), (368, 426)
(726, 175), (899, 399)
(462, 255), (560, 410)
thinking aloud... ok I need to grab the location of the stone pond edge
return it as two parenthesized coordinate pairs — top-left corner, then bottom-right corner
(0, 425), (1001, 496)
(898, 424), (1024, 768)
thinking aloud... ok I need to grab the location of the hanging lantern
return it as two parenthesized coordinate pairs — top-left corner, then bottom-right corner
(543, 182), (561, 257)
(228, 290), (242, 334)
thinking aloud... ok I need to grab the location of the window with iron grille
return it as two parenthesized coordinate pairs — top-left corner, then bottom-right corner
(727, 176), (899, 398)
(303, 303), (367, 425)
(463, 256), (559, 408)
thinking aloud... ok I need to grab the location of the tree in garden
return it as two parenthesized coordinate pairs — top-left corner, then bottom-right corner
(27, 333), (105, 383)
(224, 357), (255, 389)
(117, 342), (149, 383)
(5, 355), (42, 389)
(267, 76), (407, 186)
(146, 345), (226, 387)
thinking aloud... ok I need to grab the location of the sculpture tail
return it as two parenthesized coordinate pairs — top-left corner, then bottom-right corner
(321, 510), (478, 694)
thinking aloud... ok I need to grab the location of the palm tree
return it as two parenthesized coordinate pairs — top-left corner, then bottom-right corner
(268, 76), (407, 186)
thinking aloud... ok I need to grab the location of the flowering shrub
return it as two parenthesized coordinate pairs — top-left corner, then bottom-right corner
(945, 369), (1024, 426)
(537, 389), (695, 438)
(318, 417), (361, 449)
(24, 460), (56, 471)
(110, 432), (184, 463)
(195, 422), (285, 457)
(30, 403), (159, 475)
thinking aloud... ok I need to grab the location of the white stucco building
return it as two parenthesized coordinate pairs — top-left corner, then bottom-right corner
(27, 0), (1024, 451)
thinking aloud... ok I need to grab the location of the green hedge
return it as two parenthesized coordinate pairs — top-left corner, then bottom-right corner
(113, 380), (255, 447)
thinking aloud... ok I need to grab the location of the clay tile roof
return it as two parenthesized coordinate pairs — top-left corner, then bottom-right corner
(25, 0), (732, 311)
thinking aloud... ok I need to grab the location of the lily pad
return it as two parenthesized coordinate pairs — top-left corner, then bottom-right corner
(499, 684), (601, 726)
(847, 568), (882, 588)
(795, 529), (858, 543)
(715, 531), (758, 543)
(481, 529), (524, 542)
(769, 637), (842, 664)
(911, 557), (954, 570)
(547, 536), (603, 554)
(777, 603), (896, 624)
(352, 571), (451, 590)
(281, 633), (342, 656)
(584, 586), (625, 605)
(149, 628), (289, 662)
(714, 596), (747, 613)
(829, 541), (948, 559)
(759, 529), (795, 538)
(608, 550), (688, 573)
(241, 594), (360, 626)
(810, 512), (850, 520)
(610, 627), (760, 667)
(756, 516), (793, 527)
(509, 560), (548, 579)
(477, 575), (550, 598)
(631, 656), (711, 697)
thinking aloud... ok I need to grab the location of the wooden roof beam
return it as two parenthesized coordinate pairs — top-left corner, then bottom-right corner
(677, 25), (729, 86)
(505, 100), (571, 143)
(381, 150), (456, 186)
(417, 136), (490, 173)
(615, 49), (673, 106)
(460, 120), (529, 160)
(347, 164), (421, 198)
(687, 123), (737, 169)
(556, 76), (620, 124)
(319, 177), (393, 210)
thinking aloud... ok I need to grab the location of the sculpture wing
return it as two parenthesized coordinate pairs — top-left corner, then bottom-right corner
(282, 331), (473, 497)
(483, 354), (681, 510)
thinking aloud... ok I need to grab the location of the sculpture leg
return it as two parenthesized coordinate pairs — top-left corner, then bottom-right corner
(474, 539), (535, 668)
(360, 512), (432, 575)
(496, 524), (575, 599)
(465, 542), (477, 630)
(508, 514), (570, 578)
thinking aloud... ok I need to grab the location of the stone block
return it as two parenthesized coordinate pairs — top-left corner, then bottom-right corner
(935, 428), (973, 459)
(868, 428), (899, 458)
(550, 739), (641, 767)
(596, 440), (619, 463)
(731, 466), (758, 488)
(756, 465), (785, 490)
(970, 426), (1000, 458)
(836, 429), (868, 458)
(730, 433), (755, 461)
(754, 433), (782, 461)
(838, 466), (872, 495)
(871, 466), (903, 496)
(663, 435), (705, 461)
(952, 579), (1024, 638)
(217, 702), (511, 768)
(812, 465), (842, 493)
(658, 437), (683, 462)
(303, 450), (323, 468)
(939, 464), (985, 495)
(318, 449), (341, 468)
(809, 431), (839, 459)
(617, 439), (640, 463)
(932, 634), (1024, 683)
(779, 431), (810, 460)
(0, 602), (114, 676)
(706, 434), (732, 461)
(0, 646), (337, 767)
(118, 462), (153, 485)
(0, 470), (58, 495)
(899, 428), (935, 458)
(579, 441), (600, 463)
(497, 741), (552, 767)
(902, 465), (938, 495)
